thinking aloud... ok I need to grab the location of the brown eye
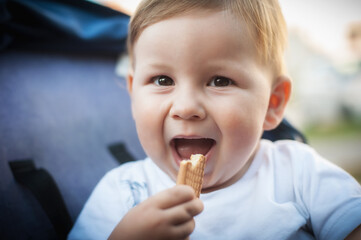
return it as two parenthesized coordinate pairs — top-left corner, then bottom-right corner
(153, 76), (174, 86)
(209, 76), (233, 87)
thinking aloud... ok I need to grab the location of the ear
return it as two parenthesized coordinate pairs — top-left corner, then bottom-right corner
(126, 71), (134, 94)
(263, 75), (292, 131)
(126, 71), (137, 120)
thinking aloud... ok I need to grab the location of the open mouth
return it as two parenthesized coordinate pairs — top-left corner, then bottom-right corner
(171, 138), (216, 160)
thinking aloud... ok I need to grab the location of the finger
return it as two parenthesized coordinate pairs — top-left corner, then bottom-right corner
(152, 185), (196, 209)
(166, 198), (204, 225)
(170, 218), (196, 240)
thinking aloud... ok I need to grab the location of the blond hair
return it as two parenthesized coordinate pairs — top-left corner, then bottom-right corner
(127, 0), (287, 75)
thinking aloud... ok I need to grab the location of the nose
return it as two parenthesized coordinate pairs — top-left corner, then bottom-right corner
(170, 89), (206, 121)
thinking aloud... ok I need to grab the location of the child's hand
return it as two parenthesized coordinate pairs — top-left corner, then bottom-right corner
(108, 185), (204, 240)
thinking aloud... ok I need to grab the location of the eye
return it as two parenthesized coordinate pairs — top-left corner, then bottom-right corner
(152, 75), (174, 86)
(208, 76), (233, 87)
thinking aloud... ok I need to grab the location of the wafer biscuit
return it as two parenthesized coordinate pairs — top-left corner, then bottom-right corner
(176, 154), (205, 198)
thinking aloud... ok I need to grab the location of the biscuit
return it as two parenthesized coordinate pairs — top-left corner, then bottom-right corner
(176, 154), (205, 198)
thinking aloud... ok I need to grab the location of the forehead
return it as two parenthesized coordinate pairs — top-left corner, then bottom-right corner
(133, 10), (259, 66)
(139, 9), (253, 41)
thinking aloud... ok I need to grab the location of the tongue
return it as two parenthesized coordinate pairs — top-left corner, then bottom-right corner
(175, 138), (214, 160)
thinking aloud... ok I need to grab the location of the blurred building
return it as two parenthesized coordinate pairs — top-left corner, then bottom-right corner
(285, 27), (361, 129)
(348, 21), (361, 60)
(341, 22), (361, 120)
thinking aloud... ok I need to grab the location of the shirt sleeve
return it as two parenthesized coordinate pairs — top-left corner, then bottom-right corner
(297, 145), (361, 240)
(67, 166), (148, 240)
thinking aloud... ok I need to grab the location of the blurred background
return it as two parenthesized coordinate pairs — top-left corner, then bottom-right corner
(279, 0), (361, 182)
(92, 0), (361, 182)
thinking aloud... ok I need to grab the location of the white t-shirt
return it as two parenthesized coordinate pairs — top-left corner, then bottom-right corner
(68, 140), (361, 240)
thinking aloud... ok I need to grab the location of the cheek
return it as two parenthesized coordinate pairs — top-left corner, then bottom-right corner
(131, 93), (169, 162)
(222, 101), (266, 130)
(132, 96), (161, 149)
(222, 112), (259, 147)
(217, 99), (268, 150)
(132, 97), (153, 132)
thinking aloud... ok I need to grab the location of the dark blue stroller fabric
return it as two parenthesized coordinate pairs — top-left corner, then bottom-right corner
(1, 0), (130, 53)
(263, 119), (307, 143)
(0, 1), (133, 239)
(1, 49), (144, 240)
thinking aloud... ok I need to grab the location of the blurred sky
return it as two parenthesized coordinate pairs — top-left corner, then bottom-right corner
(279, 0), (361, 63)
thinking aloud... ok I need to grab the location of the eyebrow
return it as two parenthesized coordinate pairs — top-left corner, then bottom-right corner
(141, 60), (174, 69)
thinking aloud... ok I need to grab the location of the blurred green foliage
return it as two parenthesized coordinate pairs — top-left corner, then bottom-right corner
(304, 119), (361, 183)
(304, 119), (361, 140)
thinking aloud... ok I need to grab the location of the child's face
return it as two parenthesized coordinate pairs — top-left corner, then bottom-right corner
(128, 10), (278, 190)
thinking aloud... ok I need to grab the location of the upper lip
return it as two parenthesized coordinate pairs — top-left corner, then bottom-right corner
(171, 135), (206, 140)
(170, 135), (217, 146)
